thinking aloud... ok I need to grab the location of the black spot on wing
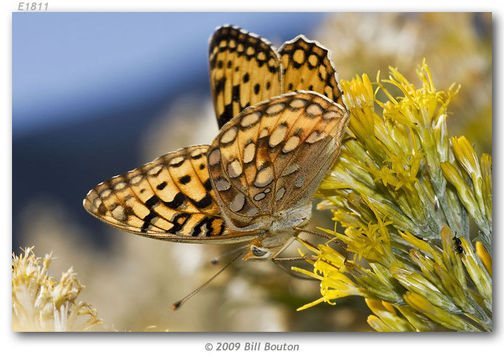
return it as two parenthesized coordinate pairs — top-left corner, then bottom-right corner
(203, 179), (213, 191)
(169, 159), (184, 168)
(219, 103), (234, 128)
(167, 213), (191, 234)
(215, 77), (226, 95)
(191, 217), (215, 237)
(254, 83), (260, 94)
(188, 193), (213, 209)
(216, 221), (226, 236)
(163, 192), (186, 209)
(156, 181), (167, 190)
(141, 211), (157, 233)
(232, 84), (240, 102)
(179, 175), (191, 185)
(145, 195), (160, 209)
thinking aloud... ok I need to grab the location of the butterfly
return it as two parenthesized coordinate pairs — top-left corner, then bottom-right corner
(209, 25), (346, 129)
(83, 25), (349, 262)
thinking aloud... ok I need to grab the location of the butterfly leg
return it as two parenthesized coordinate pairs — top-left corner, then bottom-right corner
(293, 226), (334, 241)
(272, 256), (312, 262)
(269, 236), (318, 280)
(271, 254), (318, 281)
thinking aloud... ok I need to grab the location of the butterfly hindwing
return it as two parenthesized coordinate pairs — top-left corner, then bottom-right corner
(207, 91), (349, 232)
(209, 25), (282, 129)
(279, 35), (344, 108)
(83, 145), (257, 243)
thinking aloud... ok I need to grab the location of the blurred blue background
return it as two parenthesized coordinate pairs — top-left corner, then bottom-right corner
(12, 12), (327, 248)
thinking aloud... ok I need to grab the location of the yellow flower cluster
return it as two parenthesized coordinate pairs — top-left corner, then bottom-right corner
(295, 61), (492, 332)
(12, 247), (102, 331)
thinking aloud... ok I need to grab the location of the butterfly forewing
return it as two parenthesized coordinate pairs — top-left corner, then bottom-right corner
(207, 91), (349, 232)
(83, 145), (257, 243)
(279, 36), (344, 107)
(209, 26), (345, 130)
(209, 26), (282, 129)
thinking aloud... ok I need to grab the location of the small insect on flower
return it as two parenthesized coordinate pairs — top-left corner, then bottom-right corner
(453, 236), (464, 255)
(83, 25), (349, 306)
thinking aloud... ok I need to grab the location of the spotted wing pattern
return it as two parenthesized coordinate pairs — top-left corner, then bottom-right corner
(83, 145), (257, 243)
(85, 27), (349, 248)
(209, 26), (282, 129)
(207, 91), (349, 231)
(209, 26), (345, 129)
(279, 36), (344, 108)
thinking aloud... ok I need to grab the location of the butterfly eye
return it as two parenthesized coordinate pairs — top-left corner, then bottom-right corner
(251, 245), (269, 258)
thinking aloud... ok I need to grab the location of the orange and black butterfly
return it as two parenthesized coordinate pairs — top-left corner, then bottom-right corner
(209, 25), (345, 129)
(83, 25), (349, 262)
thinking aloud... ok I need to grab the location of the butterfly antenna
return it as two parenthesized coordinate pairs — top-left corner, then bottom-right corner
(210, 244), (248, 265)
(172, 251), (243, 310)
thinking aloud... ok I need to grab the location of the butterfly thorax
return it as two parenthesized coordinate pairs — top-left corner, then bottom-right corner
(241, 202), (311, 260)
(268, 201), (311, 233)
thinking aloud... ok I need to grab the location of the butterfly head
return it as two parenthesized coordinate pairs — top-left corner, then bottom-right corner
(242, 230), (295, 261)
(246, 244), (273, 260)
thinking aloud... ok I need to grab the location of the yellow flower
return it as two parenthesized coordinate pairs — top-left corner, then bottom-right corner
(365, 299), (417, 332)
(403, 292), (478, 332)
(476, 241), (492, 276)
(12, 247), (102, 332)
(297, 61), (492, 332)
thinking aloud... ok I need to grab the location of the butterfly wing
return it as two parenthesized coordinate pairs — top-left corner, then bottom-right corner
(279, 36), (345, 108)
(209, 25), (282, 129)
(207, 91), (349, 232)
(83, 145), (258, 243)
